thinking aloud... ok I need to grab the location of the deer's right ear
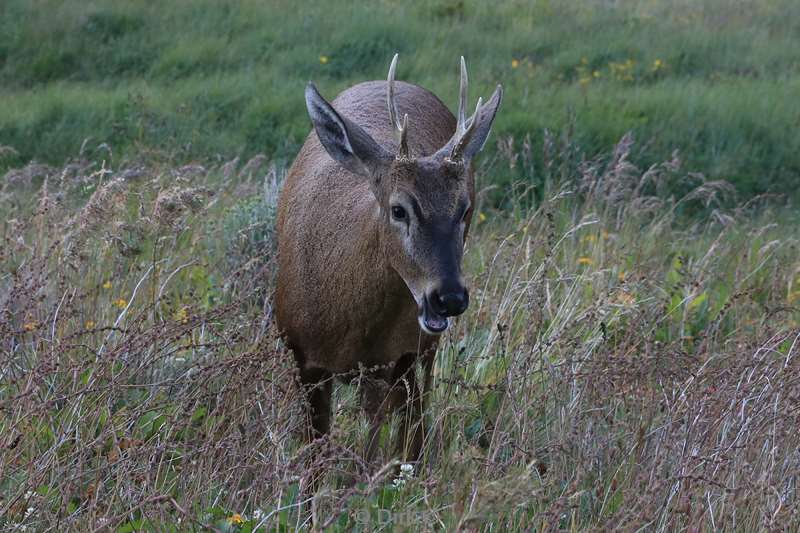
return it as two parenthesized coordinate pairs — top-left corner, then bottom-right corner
(305, 83), (391, 178)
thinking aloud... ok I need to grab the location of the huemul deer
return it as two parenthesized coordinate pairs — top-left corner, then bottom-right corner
(276, 55), (502, 466)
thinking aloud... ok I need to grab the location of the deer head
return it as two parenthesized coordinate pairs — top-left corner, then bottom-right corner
(304, 55), (503, 334)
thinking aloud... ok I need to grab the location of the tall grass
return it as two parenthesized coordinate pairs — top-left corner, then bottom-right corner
(1, 0), (799, 197)
(1, 133), (798, 530)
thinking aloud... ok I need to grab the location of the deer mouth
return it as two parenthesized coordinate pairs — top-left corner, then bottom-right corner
(418, 294), (449, 335)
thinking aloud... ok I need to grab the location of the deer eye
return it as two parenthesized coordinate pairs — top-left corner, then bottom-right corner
(391, 205), (407, 221)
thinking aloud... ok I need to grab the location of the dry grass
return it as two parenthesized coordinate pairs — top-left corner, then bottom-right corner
(1, 136), (799, 531)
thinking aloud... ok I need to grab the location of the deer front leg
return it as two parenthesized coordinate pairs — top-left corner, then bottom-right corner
(299, 367), (332, 498)
(301, 368), (333, 442)
(361, 375), (390, 465)
(391, 352), (428, 464)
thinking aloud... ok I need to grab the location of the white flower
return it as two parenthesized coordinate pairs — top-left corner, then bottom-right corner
(393, 462), (415, 488)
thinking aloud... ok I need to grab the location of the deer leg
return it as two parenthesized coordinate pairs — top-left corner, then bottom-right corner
(391, 352), (426, 464)
(361, 376), (391, 465)
(299, 368), (332, 498)
(301, 368), (333, 442)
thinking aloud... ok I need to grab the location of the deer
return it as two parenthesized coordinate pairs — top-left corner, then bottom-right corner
(275, 54), (502, 471)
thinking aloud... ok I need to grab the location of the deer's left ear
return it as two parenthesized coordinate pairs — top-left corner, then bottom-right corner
(432, 84), (503, 164)
(305, 83), (392, 178)
(456, 85), (503, 162)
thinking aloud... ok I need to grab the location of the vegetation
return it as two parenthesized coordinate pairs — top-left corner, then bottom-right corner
(2, 0), (800, 198)
(2, 134), (798, 530)
(2, 0), (799, 530)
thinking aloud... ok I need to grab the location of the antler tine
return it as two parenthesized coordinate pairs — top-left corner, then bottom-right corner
(387, 53), (409, 158)
(457, 56), (468, 135)
(451, 96), (483, 161)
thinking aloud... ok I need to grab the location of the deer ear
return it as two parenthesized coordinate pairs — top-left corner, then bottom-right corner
(305, 83), (391, 177)
(433, 84), (503, 165)
(456, 85), (503, 162)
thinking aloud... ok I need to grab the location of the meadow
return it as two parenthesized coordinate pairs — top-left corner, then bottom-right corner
(2, 0), (800, 531)
(1, 0), (800, 199)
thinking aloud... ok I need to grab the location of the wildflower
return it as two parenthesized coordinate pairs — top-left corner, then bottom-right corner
(615, 290), (635, 306)
(652, 59), (664, 71)
(511, 58), (520, 69)
(609, 58), (636, 81)
(581, 234), (596, 243)
(113, 298), (127, 309)
(478, 212), (487, 222)
(228, 513), (244, 525)
(579, 76), (591, 87)
(319, 55), (329, 64)
(577, 257), (593, 266)
(174, 306), (189, 323)
(23, 321), (38, 331)
(102, 281), (112, 289)
(393, 463), (415, 488)
(85, 320), (95, 329)
(592, 70), (601, 78)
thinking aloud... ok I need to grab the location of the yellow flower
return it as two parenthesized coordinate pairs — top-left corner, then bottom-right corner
(174, 306), (189, 324)
(85, 320), (95, 329)
(478, 212), (487, 222)
(511, 59), (520, 69)
(23, 321), (38, 331)
(581, 234), (596, 243)
(579, 76), (591, 87)
(615, 290), (635, 306)
(592, 70), (601, 78)
(102, 281), (112, 289)
(577, 257), (594, 266)
(319, 55), (329, 64)
(113, 298), (127, 309)
(652, 59), (664, 71)
(228, 513), (244, 525)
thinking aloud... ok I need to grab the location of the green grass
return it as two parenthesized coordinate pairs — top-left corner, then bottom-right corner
(2, 2), (800, 529)
(1, 138), (799, 531)
(1, 0), (799, 198)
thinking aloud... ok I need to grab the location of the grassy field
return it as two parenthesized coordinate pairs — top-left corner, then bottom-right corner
(2, 0), (800, 531)
(1, 0), (800, 199)
(1, 136), (799, 530)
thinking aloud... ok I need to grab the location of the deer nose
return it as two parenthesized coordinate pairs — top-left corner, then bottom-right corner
(431, 284), (469, 317)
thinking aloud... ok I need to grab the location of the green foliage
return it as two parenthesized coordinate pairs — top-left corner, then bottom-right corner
(1, 0), (799, 197)
(1, 144), (799, 530)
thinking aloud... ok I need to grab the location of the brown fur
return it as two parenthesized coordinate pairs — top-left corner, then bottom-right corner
(276, 70), (499, 467)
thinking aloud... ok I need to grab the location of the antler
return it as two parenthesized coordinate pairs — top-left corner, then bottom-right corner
(449, 56), (483, 162)
(456, 56), (468, 136)
(387, 54), (410, 159)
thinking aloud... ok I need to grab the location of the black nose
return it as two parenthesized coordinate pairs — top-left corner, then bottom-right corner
(431, 285), (469, 317)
